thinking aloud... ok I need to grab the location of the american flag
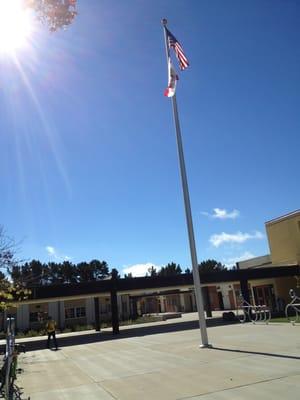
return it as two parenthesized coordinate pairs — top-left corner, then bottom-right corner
(165, 27), (189, 71)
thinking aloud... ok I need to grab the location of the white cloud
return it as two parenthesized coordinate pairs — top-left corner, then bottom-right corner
(209, 231), (264, 248)
(46, 246), (56, 256)
(201, 208), (240, 220)
(122, 262), (161, 277)
(45, 246), (71, 261)
(223, 251), (256, 268)
(213, 208), (240, 219)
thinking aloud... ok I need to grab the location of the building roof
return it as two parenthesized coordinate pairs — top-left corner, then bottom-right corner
(236, 255), (272, 269)
(27, 266), (300, 302)
(265, 209), (300, 226)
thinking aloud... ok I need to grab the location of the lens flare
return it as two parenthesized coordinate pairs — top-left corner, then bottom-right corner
(0, 0), (33, 54)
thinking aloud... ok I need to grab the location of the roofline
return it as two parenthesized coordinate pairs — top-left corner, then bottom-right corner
(265, 209), (300, 225)
(26, 266), (300, 301)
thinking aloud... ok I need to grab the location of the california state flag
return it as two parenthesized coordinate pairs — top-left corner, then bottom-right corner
(164, 58), (178, 97)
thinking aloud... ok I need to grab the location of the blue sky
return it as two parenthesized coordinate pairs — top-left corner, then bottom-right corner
(0, 0), (299, 276)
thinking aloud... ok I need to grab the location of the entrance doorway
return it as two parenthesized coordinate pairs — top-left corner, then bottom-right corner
(217, 291), (224, 310)
(253, 285), (276, 310)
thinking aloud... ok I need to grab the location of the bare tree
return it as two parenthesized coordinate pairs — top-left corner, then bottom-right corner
(0, 226), (19, 274)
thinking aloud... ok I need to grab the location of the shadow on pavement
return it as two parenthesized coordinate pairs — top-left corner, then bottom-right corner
(211, 346), (300, 361)
(9, 317), (237, 352)
(4, 319), (296, 362)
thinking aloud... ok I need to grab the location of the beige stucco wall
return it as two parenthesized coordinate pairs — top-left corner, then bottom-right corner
(274, 276), (299, 304)
(266, 212), (300, 265)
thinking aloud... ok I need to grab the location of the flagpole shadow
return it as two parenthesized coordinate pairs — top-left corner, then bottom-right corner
(210, 346), (300, 361)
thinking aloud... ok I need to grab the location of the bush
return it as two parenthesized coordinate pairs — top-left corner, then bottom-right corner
(100, 322), (110, 329)
(15, 329), (45, 338)
(61, 327), (72, 334)
(74, 324), (93, 332)
(25, 330), (41, 337)
(65, 324), (94, 332)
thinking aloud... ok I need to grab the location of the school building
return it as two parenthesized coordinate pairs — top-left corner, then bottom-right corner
(7, 210), (300, 332)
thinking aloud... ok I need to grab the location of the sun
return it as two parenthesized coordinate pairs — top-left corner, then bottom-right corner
(0, 0), (33, 54)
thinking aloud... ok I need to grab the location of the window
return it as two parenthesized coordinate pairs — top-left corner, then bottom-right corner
(234, 289), (241, 299)
(100, 303), (111, 314)
(76, 307), (86, 318)
(30, 312), (38, 322)
(65, 308), (75, 319)
(30, 312), (47, 322)
(65, 307), (86, 319)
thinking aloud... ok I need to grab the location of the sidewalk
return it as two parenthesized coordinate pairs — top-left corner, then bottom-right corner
(17, 313), (300, 399)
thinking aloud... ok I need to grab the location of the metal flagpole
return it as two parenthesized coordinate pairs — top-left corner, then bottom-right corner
(162, 18), (211, 348)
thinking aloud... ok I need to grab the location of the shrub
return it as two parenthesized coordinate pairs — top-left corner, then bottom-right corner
(25, 330), (40, 337)
(61, 327), (72, 333)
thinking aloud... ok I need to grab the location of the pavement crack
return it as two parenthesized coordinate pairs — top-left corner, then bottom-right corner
(96, 382), (119, 399)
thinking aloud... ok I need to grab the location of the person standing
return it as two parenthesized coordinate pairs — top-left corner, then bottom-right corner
(45, 316), (58, 350)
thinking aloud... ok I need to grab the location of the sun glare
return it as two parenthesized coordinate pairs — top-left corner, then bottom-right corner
(0, 0), (33, 54)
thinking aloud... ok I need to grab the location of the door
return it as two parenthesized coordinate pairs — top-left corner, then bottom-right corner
(218, 292), (224, 310)
(253, 285), (276, 310)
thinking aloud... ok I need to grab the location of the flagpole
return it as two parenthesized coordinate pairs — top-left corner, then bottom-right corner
(162, 18), (211, 348)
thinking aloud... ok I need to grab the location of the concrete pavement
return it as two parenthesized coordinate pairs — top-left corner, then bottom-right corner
(16, 313), (300, 399)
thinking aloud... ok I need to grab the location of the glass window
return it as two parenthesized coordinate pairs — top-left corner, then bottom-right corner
(30, 312), (47, 322)
(76, 307), (86, 318)
(65, 307), (86, 319)
(30, 312), (38, 322)
(65, 308), (75, 319)
(100, 303), (111, 314)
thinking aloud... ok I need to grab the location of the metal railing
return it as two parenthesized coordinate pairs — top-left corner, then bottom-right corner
(3, 317), (15, 399)
(285, 289), (300, 325)
(0, 317), (29, 400)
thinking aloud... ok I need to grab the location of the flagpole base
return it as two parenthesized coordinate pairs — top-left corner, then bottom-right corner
(199, 343), (213, 349)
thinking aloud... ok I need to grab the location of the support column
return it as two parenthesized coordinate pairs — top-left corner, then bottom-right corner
(117, 295), (122, 319)
(191, 292), (197, 311)
(221, 285), (231, 310)
(130, 297), (138, 319)
(94, 297), (100, 331)
(179, 293), (185, 312)
(202, 286), (212, 318)
(159, 296), (166, 313)
(124, 295), (130, 319)
(240, 278), (250, 303)
(86, 298), (95, 325)
(58, 301), (65, 330)
(16, 304), (29, 331)
(110, 270), (119, 334)
(240, 278), (252, 321)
